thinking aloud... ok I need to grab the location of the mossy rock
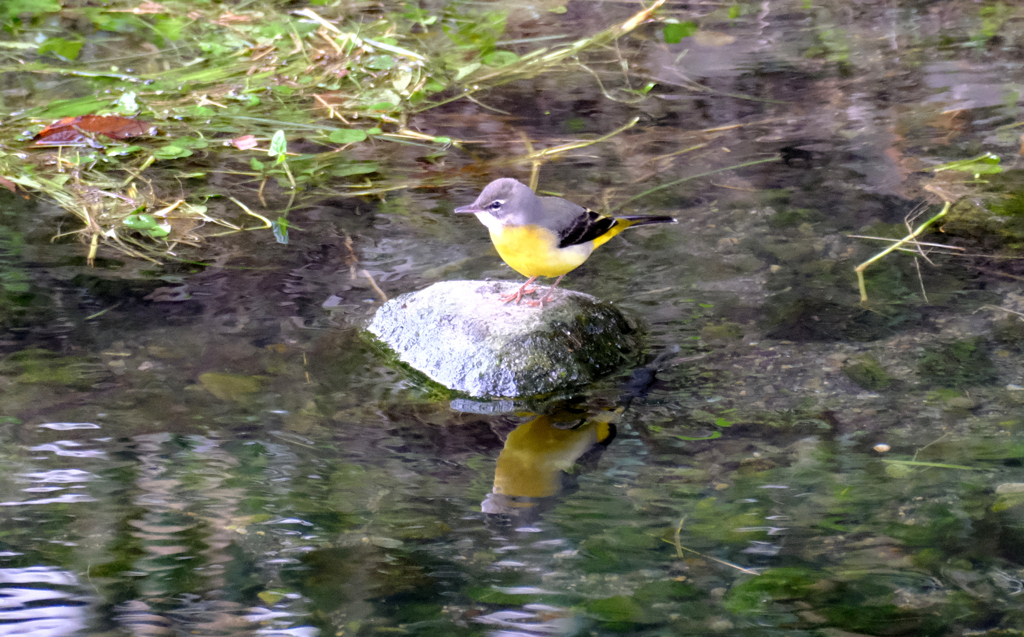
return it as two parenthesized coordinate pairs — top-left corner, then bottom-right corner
(942, 171), (1024, 250)
(366, 281), (644, 398)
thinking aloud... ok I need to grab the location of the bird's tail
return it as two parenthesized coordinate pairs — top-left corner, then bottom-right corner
(619, 215), (677, 227)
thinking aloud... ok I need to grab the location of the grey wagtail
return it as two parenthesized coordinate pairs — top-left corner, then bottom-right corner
(455, 178), (677, 305)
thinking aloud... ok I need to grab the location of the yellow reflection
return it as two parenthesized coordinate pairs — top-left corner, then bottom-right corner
(484, 409), (616, 513)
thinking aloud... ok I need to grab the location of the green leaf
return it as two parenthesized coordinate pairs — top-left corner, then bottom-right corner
(272, 218), (289, 245)
(432, 136), (452, 145)
(331, 162), (378, 177)
(250, 158), (265, 171)
(152, 146), (192, 160)
(176, 137), (209, 150)
(932, 152), (1002, 176)
(728, 4), (741, 19)
(549, 5), (567, 13)
(153, 16), (185, 42)
(106, 145), (142, 157)
(676, 430), (722, 441)
(482, 50), (519, 67)
(392, 67), (413, 92)
(365, 55), (395, 70)
(663, 21), (698, 44)
(366, 127), (382, 136)
(147, 225), (171, 239)
(269, 130), (287, 162)
(38, 38), (84, 61)
(455, 62), (481, 81)
(329, 129), (368, 144)
(123, 214), (158, 230)
(1, 0), (60, 22)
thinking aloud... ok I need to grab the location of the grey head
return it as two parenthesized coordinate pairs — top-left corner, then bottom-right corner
(454, 178), (543, 225)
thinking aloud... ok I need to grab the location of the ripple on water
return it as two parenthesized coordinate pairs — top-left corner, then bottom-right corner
(0, 566), (90, 636)
(36, 422), (101, 431)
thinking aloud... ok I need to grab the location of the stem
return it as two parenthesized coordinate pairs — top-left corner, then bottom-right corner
(854, 201), (951, 303)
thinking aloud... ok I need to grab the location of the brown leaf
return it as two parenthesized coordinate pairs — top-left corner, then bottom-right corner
(34, 115), (156, 146)
(215, 12), (255, 25)
(0, 176), (15, 192)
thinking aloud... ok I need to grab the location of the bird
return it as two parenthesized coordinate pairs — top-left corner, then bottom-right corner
(454, 178), (676, 305)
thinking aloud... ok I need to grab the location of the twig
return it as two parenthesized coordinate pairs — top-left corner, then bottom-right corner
(362, 269), (388, 302)
(854, 201), (952, 303)
(612, 157), (779, 211)
(913, 257), (928, 303)
(975, 304), (1024, 319)
(846, 235), (965, 252)
(667, 518), (760, 575)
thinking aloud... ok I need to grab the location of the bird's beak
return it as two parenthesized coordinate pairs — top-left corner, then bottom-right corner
(454, 204), (482, 214)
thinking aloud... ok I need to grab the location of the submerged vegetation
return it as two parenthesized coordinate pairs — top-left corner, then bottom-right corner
(0, 0), (665, 261)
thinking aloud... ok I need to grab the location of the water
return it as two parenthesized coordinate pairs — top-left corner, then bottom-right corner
(3, 1), (1024, 635)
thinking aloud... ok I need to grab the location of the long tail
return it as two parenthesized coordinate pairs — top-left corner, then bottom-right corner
(619, 215), (677, 227)
(590, 214), (676, 248)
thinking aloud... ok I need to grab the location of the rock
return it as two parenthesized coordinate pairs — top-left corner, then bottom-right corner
(366, 280), (644, 398)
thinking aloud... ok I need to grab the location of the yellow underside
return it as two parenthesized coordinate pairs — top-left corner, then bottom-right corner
(489, 223), (625, 278)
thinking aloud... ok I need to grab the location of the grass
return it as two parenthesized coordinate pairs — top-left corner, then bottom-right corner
(0, 0), (666, 262)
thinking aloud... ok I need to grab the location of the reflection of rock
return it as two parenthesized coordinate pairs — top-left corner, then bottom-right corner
(483, 411), (615, 514)
(366, 280), (644, 398)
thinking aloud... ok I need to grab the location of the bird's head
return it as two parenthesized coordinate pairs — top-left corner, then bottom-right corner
(454, 178), (539, 228)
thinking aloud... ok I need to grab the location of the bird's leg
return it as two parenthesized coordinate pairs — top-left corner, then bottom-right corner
(500, 276), (540, 304)
(527, 274), (565, 307)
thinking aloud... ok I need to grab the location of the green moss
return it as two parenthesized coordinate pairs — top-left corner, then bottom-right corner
(993, 316), (1024, 353)
(700, 321), (744, 342)
(767, 207), (823, 229)
(942, 171), (1024, 250)
(0, 348), (106, 388)
(723, 568), (817, 614)
(842, 354), (894, 391)
(917, 337), (996, 388)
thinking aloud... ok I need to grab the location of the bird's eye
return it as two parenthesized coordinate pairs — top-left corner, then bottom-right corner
(488, 200), (503, 210)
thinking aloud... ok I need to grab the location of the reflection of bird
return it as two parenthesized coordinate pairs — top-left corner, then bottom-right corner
(455, 178), (676, 305)
(484, 412), (616, 514)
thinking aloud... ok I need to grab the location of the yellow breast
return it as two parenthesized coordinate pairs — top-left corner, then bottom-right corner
(489, 224), (594, 278)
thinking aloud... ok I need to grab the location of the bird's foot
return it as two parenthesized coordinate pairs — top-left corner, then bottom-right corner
(500, 285), (538, 304)
(500, 278), (540, 305)
(522, 290), (556, 308)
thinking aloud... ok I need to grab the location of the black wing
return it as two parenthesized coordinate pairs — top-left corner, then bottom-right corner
(558, 209), (618, 248)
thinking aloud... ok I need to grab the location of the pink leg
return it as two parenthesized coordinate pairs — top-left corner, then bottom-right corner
(526, 275), (565, 307)
(500, 276), (540, 304)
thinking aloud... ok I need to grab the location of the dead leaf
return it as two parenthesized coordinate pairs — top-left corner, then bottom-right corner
(34, 115), (156, 146)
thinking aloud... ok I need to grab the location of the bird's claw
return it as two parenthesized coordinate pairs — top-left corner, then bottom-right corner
(500, 285), (539, 304)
